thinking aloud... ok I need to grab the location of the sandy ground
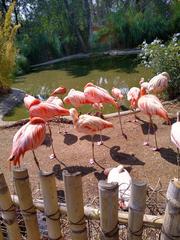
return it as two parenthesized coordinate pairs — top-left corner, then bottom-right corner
(0, 101), (179, 206)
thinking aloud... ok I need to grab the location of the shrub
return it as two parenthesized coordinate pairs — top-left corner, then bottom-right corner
(0, 1), (20, 93)
(139, 34), (180, 99)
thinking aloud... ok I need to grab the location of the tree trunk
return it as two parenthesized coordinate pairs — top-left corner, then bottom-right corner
(63, 0), (88, 52)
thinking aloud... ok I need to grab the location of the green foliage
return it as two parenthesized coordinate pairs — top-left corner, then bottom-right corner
(0, 1), (20, 92)
(139, 34), (180, 99)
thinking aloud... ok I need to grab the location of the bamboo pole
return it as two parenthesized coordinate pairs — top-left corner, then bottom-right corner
(0, 225), (3, 240)
(39, 171), (62, 240)
(12, 194), (163, 229)
(0, 173), (21, 240)
(13, 168), (41, 240)
(63, 170), (88, 240)
(128, 180), (147, 240)
(98, 180), (119, 240)
(160, 178), (180, 240)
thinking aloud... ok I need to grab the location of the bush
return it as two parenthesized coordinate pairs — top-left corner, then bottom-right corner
(0, 1), (20, 93)
(15, 54), (30, 75)
(139, 34), (180, 99)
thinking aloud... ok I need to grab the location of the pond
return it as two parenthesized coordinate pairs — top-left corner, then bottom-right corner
(4, 54), (153, 121)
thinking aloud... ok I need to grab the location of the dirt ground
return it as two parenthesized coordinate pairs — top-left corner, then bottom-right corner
(0, 101), (179, 206)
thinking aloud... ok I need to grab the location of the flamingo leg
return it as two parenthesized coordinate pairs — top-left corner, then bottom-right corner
(90, 135), (104, 169)
(32, 150), (41, 170)
(177, 148), (180, 180)
(117, 109), (127, 140)
(150, 116), (158, 151)
(47, 123), (57, 159)
(97, 131), (103, 146)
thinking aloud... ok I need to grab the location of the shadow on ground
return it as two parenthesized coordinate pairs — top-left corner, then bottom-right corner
(159, 147), (177, 165)
(110, 145), (145, 165)
(79, 134), (110, 143)
(53, 164), (96, 181)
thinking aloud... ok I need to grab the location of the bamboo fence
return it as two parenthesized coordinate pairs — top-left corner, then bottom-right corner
(0, 168), (179, 240)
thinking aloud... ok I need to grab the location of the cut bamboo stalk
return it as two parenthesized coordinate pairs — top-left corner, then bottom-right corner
(13, 168), (40, 240)
(0, 173), (21, 240)
(63, 170), (88, 240)
(39, 171), (62, 239)
(0, 224), (3, 240)
(98, 180), (119, 240)
(160, 178), (180, 240)
(128, 180), (147, 240)
(11, 194), (163, 229)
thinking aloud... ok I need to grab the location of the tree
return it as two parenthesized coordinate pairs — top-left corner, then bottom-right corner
(0, 1), (20, 93)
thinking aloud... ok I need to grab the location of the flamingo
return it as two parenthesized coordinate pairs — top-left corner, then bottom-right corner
(84, 83), (127, 139)
(127, 87), (141, 121)
(104, 165), (131, 210)
(50, 86), (67, 96)
(29, 100), (70, 159)
(69, 108), (113, 168)
(140, 72), (170, 96)
(138, 87), (170, 151)
(63, 89), (93, 108)
(8, 117), (46, 170)
(46, 96), (67, 134)
(171, 112), (180, 179)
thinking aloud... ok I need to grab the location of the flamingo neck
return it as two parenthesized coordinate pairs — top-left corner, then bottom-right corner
(29, 99), (41, 108)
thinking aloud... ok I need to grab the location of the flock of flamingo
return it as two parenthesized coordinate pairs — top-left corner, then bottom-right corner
(8, 71), (180, 180)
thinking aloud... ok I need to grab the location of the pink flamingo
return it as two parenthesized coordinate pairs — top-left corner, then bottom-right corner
(8, 117), (46, 170)
(64, 89), (93, 108)
(50, 86), (67, 96)
(171, 112), (180, 179)
(138, 87), (170, 151)
(140, 72), (170, 96)
(29, 100), (70, 159)
(46, 96), (66, 134)
(84, 82), (127, 138)
(84, 83), (117, 107)
(69, 108), (113, 168)
(84, 83), (126, 138)
(127, 87), (141, 121)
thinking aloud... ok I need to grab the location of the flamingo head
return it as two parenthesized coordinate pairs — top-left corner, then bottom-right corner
(84, 82), (94, 89)
(139, 77), (145, 84)
(161, 72), (170, 80)
(63, 96), (71, 104)
(69, 108), (79, 122)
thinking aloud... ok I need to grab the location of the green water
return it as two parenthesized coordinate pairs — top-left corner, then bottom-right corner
(4, 55), (153, 121)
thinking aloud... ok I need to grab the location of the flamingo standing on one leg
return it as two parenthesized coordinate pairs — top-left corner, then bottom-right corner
(111, 87), (125, 136)
(138, 87), (170, 151)
(139, 72), (170, 96)
(8, 117), (46, 170)
(46, 95), (67, 134)
(69, 108), (113, 168)
(171, 112), (180, 179)
(84, 83), (126, 139)
(127, 87), (141, 121)
(28, 100), (70, 159)
(63, 88), (94, 108)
